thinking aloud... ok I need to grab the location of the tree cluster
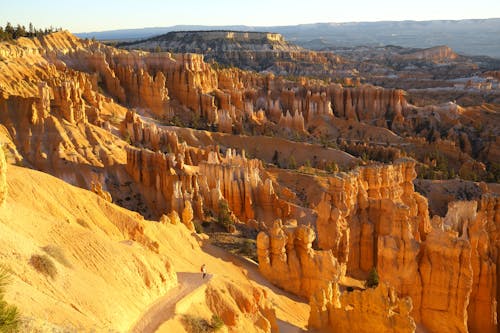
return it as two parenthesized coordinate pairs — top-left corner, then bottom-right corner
(0, 22), (62, 41)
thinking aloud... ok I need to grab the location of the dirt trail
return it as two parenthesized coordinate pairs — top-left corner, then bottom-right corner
(129, 272), (212, 333)
(130, 240), (308, 333)
(200, 243), (308, 333)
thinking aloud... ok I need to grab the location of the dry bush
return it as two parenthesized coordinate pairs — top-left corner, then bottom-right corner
(76, 218), (90, 229)
(30, 254), (57, 279)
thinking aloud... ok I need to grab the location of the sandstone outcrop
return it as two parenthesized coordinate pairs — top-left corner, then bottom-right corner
(310, 159), (499, 332)
(181, 200), (195, 231)
(419, 228), (472, 333)
(206, 278), (278, 333)
(308, 282), (416, 333)
(257, 220), (342, 298)
(431, 197), (500, 333)
(90, 180), (112, 202)
(125, 141), (291, 222)
(315, 159), (429, 273)
(398, 45), (459, 62)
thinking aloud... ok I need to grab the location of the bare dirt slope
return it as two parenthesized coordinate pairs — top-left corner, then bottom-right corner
(0, 164), (309, 332)
(131, 272), (213, 333)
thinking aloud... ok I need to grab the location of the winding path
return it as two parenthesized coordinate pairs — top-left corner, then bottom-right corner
(129, 272), (212, 333)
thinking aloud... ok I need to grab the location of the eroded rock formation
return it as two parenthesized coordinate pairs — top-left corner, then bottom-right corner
(312, 159), (499, 332)
(315, 159), (429, 273)
(308, 282), (416, 333)
(256, 220), (342, 298)
(206, 278), (279, 333)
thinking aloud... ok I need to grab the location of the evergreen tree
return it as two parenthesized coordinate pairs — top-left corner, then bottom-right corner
(366, 267), (379, 288)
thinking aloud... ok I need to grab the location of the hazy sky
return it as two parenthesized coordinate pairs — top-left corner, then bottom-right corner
(1, 0), (499, 33)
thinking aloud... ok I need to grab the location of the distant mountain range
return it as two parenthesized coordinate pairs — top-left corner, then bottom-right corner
(76, 19), (500, 58)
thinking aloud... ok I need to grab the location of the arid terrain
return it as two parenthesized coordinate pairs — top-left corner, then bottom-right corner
(0, 29), (498, 333)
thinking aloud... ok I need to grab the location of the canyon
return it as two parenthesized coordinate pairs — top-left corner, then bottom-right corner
(0, 29), (498, 333)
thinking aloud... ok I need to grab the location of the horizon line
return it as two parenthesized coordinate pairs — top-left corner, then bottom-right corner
(74, 17), (500, 34)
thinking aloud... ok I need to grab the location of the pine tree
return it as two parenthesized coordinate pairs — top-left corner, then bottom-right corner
(366, 267), (379, 288)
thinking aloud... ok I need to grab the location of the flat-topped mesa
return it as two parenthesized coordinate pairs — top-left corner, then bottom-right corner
(257, 220), (343, 298)
(166, 31), (285, 43)
(398, 45), (459, 62)
(119, 29), (346, 78)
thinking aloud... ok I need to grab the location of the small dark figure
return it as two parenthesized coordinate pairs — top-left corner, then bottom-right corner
(201, 264), (207, 279)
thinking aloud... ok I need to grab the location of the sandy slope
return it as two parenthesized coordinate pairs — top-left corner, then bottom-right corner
(0, 164), (310, 332)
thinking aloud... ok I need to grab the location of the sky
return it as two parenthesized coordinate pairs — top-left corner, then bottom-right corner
(1, 0), (499, 33)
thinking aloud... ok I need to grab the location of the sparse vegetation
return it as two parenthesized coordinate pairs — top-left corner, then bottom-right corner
(325, 161), (339, 173)
(0, 267), (20, 333)
(194, 222), (204, 234)
(169, 115), (185, 127)
(41, 245), (72, 268)
(30, 254), (57, 279)
(123, 132), (132, 145)
(239, 238), (257, 261)
(366, 267), (379, 288)
(217, 200), (234, 232)
(76, 218), (90, 229)
(210, 314), (224, 331)
(181, 314), (225, 333)
(182, 315), (212, 333)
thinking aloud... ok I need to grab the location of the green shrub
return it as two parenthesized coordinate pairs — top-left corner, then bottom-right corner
(194, 222), (204, 234)
(217, 200), (234, 232)
(182, 315), (211, 333)
(325, 161), (339, 173)
(239, 239), (257, 261)
(41, 245), (72, 268)
(30, 254), (57, 279)
(210, 314), (224, 331)
(0, 267), (20, 333)
(366, 267), (379, 288)
(123, 132), (132, 145)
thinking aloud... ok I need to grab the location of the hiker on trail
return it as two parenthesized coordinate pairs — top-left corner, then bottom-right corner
(201, 264), (207, 279)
